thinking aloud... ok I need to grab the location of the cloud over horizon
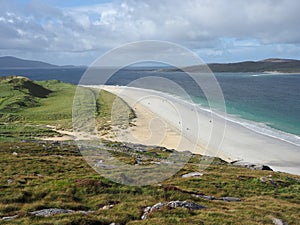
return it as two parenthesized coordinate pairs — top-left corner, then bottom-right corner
(0, 0), (300, 65)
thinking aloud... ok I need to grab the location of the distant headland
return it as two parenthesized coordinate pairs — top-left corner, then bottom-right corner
(1, 56), (300, 73)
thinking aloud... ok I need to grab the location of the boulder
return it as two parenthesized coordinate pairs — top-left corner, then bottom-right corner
(192, 194), (241, 202)
(101, 204), (115, 210)
(7, 179), (14, 184)
(182, 172), (203, 178)
(2, 215), (18, 221)
(141, 201), (206, 220)
(218, 197), (241, 202)
(167, 201), (206, 210)
(30, 208), (73, 217)
(30, 208), (94, 217)
(231, 161), (273, 171)
(272, 217), (288, 225)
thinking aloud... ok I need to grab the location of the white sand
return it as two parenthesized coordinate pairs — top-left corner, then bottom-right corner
(90, 85), (300, 176)
(40, 125), (99, 141)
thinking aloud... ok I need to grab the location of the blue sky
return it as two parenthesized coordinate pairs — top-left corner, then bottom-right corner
(1, 0), (300, 65)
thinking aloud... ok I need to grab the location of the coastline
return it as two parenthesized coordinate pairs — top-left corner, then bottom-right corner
(262, 71), (300, 75)
(88, 85), (300, 176)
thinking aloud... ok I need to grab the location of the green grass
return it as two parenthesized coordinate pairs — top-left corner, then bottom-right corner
(17, 79), (76, 129)
(0, 141), (299, 224)
(0, 123), (59, 141)
(0, 76), (134, 139)
(0, 76), (299, 224)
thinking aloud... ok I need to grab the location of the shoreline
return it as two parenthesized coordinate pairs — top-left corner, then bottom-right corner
(93, 85), (300, 175)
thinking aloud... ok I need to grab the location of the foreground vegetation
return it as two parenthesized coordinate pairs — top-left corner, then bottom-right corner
(1, 140), (300, 224)
(0, 76), (299, 224)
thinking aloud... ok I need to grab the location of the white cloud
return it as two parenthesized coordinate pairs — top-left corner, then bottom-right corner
(0, 0), (300, 64)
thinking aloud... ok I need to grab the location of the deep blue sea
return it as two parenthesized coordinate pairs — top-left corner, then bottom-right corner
(1, 67), (299, 144)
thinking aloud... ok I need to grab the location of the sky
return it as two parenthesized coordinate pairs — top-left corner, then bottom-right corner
(0, 0), (300, 66)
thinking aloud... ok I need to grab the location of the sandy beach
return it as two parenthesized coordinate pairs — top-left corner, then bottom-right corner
(84, 85), (300, 175)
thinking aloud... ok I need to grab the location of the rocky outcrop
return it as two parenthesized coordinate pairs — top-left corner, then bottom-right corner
(272, 217), (288, 225)
(29, 208), (94, 217)
(2, 215), (18, 221)
(231, 161), (273, 171)
(141, 201), (206, 220)
(30, 208), (74, 217)
(182, 172), (203, 178)
(2, 208), (94, 221)
(259, 175), (279, 187)
(192, 194), (241, 202)
(162, 185), (241, 202)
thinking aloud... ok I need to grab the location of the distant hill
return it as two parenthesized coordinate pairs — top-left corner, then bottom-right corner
(0, 56), (58, 68)
(2, 56), (300, 72)
(165, 58), (300, 73)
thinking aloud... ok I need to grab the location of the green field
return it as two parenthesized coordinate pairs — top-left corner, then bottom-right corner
(0, 76), (299, 224)
(0, 76), (134, 140)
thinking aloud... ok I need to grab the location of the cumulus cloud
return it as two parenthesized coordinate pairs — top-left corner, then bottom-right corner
(0, 0), (300, 64)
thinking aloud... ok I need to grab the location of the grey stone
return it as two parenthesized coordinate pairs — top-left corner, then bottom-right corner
(30, 208), (94, 217)
(7, 179), (14, 184)
(94, 160), (103, 167)
(272, 217), (288, 225)
(94, 160), (117, 169)
(77, 210), (94, 215)
(141, 201), (206, 220)
(2, 215), (18, 221)
(30, 208), (74, 217)
(101, 204), (115, 210)
(260, 177), (268, 183)
(192, 194), (240, 202)
(182, 172), (203, 178)
(252, 164), (273, 171)
(232, 162), (273, 171)
(218, 197), (241, 202)
(259, 176), (278, 187)
(197, 195), (216, 200)
(167, 201), (206, 210)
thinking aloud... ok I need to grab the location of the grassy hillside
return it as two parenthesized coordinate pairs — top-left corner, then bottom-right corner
(0, 77), (299, 224)
(0, 76), (134, 140)
(0, 76), (51, 112)
(0, 140), (299, 224)
(0, 76), (72, 124)
(0, 77), (75, 140)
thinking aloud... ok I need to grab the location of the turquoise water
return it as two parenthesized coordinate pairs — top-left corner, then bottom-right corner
(215, 73), (300, 136)
(190, 72), (300, 145)
(1, 68), (299, 144)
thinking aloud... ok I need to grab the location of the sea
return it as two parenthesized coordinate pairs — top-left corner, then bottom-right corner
(1, 67), (299, 146)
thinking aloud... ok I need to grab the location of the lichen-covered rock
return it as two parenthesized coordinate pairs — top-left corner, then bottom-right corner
(192, 194), (241, 202)
(231, 162), (273, 171)
(272, 217), (288, 225)
(218, 197), (241, 202)
(167, 200), (207, 209)
(30, 208), (74, 217)
(141, 201), (206, 220)
(182, 172), (203, 178)
(2, 215), (18, 221)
